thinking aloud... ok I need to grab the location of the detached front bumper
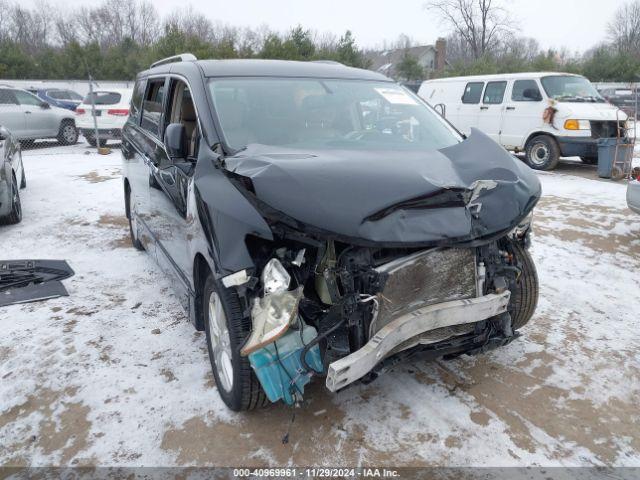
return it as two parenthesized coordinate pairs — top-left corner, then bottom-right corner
(325, 291), (511, 392)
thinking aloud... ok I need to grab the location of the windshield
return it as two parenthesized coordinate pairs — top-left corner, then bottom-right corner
(541, 75), (605, 103)
(208, 78), (461, 152)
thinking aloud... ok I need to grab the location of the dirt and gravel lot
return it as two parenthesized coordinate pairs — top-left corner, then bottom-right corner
(1, 142), (639, 467)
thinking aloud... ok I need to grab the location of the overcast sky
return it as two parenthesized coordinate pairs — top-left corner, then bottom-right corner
(30, 0), (625, 52)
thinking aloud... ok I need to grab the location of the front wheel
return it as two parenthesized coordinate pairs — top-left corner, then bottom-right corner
(203, 274), (267, 411)
(525, 135), (560, 171)
(508, 242), (539, 330)
(0, 175), (22, 225)
(57, 120), (78, 145)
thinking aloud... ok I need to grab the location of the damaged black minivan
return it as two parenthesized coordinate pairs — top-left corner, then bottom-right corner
(122, 55), (541, 411)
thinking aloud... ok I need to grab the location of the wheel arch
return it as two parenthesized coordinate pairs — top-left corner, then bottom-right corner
(524, 131), (560, 150)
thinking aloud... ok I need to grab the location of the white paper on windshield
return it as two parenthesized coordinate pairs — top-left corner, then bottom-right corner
(374, 87), (419, 105)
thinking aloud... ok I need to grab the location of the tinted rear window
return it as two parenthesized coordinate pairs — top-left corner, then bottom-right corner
(83, 92), (122, 105)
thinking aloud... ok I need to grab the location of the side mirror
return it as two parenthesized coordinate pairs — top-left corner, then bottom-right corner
(164, 123), (187, 159)
(40, 102), (51, 109)
(523, 88), (542, 101)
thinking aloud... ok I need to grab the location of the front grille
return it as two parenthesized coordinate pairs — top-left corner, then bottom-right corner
(372, 248), (477, 334)
(591, 121), (626, 139)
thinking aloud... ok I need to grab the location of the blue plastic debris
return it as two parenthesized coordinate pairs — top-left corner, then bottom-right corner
(248, 321), (323, 405)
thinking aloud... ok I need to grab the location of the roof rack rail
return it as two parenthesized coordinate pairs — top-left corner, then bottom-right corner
(150, 53), (197, 69)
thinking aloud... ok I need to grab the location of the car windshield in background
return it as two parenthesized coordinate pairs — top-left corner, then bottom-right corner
(208, 78), (461, 152)
(83, 91), (122, 105)
(541, 75), (605, 103)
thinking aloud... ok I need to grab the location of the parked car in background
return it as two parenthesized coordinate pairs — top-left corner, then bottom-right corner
(598, 87), (637, 117)
(419, 73), (628, 170)
(0, 125), (26, 225)
(75, 89), (133, 146)
(123, 55), (541, 411)
(27, 88), (83, 111)
(0, 86), (79, 146)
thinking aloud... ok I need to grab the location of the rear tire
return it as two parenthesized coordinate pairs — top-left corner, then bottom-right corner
(57, 120), (78, 146)
(125, 188), (144, 251)
(525, 135), (560, 171)
(0, 175), (22, 225)
(20, 168), (26, 189)
(203, 273), (268, 411)
(86, 136), (107, 148)
(508, 242), (539, 330)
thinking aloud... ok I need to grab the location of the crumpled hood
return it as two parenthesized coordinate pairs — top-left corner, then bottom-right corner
(225, 129), (542, 246)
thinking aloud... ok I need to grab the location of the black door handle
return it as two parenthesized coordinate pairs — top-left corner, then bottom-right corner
(480, 106), (489, 110)
(506, 106), (516, 111)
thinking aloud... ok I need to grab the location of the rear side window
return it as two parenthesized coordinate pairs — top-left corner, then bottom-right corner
(512, 80), (542, 102)
(130, 79), (146, 124)
(483, 81), (507, 104)
(462, 82), (484, 104)
(84, 91), (122, 105)
(141, 79), (166, 136)
(14, 90), (43, 106)
(0, 89), (18, 105)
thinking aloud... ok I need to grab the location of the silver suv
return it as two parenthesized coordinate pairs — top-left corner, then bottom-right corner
(0, 86), (78, 146)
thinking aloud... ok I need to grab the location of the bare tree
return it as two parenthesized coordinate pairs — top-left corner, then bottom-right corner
(425, 0), (514, 59)
(71, 0), (159, 48)
(608, 0), (640, 56)
(5, 1), (53, 52)
(164, 5), (216, 42)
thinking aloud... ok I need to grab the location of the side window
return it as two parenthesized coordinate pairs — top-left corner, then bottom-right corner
(483, 81), (507, 104)
(166, 79), (199, 158)
(14, 90), (43, 106)
(0, 89), (18, 105)
(462, 82), (484, 104)
(141, 78), (166, 136)
(130, 79), (146, 124)
(512, 80), (542, 102)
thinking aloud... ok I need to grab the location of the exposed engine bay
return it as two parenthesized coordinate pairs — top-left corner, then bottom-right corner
(227, 226), (534, 405)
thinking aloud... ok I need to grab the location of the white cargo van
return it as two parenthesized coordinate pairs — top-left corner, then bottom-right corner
(418, 72), (629, 170)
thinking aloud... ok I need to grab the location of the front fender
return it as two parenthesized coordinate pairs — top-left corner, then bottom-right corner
(193, 150), (273, 277)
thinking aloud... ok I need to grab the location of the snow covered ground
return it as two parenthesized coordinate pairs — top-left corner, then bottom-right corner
(1, 143), (639, 467)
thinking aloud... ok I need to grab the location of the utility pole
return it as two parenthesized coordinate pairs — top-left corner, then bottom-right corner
(88, 74), (101, 150)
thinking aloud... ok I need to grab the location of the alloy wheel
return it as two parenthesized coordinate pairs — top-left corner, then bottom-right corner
(207, 291), (234, 393)
(63, 125), (77, 143)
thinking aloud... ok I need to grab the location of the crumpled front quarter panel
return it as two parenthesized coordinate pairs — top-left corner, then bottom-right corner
(194, 155), (273, 275)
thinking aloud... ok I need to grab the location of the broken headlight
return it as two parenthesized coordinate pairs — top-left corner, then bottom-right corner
(262, 258), (291, 294)
(240, 259), (302, 356)
(510, 211), (534, 240)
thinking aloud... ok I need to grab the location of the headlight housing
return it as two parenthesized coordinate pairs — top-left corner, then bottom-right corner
(240, 259), (301, 356)
(564, 119), (591, 131)
(510, 211), (534, 239)
(262, 258), (290, 294)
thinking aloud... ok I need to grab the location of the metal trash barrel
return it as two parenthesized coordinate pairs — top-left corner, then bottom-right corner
(597, 138), (634, 179)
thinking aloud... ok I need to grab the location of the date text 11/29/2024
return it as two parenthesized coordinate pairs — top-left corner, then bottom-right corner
(232, 468), (400, 477)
